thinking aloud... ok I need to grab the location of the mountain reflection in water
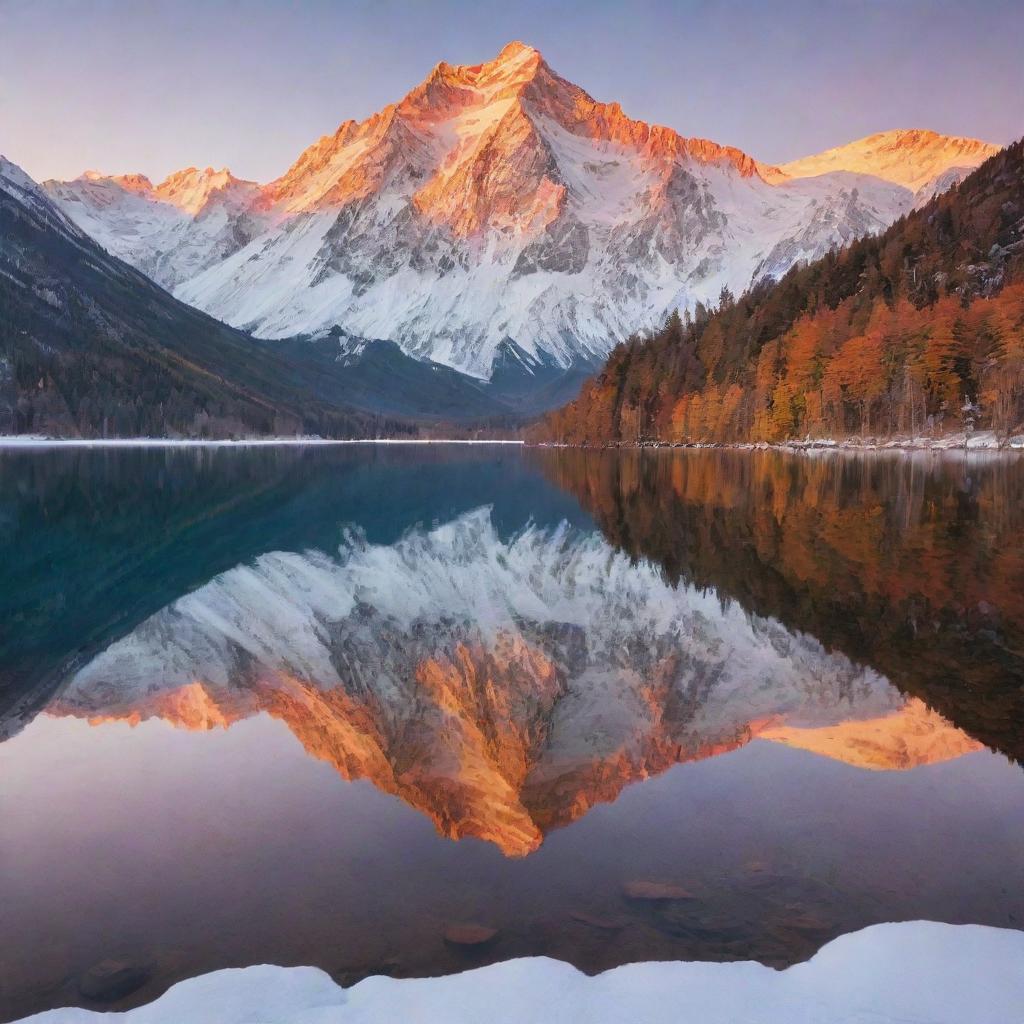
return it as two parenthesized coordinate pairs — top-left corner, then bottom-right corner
(52, 507), (979, 857)
(1, 445), (1022, 1021)
(533, 447), (1024, 763)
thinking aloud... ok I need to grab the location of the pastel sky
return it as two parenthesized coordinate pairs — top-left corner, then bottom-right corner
(2, 0), (1022, 184)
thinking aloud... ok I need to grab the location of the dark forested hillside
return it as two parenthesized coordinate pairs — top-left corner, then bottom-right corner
(532, 140), (1024, 445)
(0, 160), (415, 438)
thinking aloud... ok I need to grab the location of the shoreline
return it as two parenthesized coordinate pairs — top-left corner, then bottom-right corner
(529, 431), (1024, 455)
(0, 436), (525, 449)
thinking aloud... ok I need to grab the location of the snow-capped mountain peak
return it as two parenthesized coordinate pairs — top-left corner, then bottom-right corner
(774, 128), (1001, 192)
(262, 40), (557, 220)
(79, 169), (155, 195)
(42, 162), (272, 290)
(152, 165), (259, 214)
(39, 45), (1001, 380)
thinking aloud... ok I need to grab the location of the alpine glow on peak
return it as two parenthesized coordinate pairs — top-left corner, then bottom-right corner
(42, 43), (999, 380)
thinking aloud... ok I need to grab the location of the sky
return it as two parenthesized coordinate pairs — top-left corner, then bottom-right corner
(2, 0), (1022, 185)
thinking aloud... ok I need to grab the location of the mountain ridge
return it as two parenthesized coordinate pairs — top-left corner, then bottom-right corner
(773, 128), (1001, 192)
(39, 42), (1000, 380)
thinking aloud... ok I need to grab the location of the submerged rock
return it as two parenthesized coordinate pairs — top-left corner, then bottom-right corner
(78, 959), (150, 1002)
(623, 880), (695, 902)
(443, 924), (499, 947)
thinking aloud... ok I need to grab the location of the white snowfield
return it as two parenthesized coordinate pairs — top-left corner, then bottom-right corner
(18, 923), (1024, 1024)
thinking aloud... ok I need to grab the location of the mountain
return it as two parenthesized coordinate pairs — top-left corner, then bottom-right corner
(532, 139), (1024, 447)
(3, 156), (577, 433)
(47, 509), (977, 857)
(0, 157), (415, 437)
(42, 42), (998, 381)
(272, 330), (599, 419)
(770, 128), (1001, 196)
(43, 166), (270, 290)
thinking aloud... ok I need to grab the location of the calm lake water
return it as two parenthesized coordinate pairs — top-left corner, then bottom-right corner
(1, 444), (1023, 1020)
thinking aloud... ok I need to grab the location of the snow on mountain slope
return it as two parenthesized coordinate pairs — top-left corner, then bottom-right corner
(774, 128), (1000, 191)
(1, 156), (89, 240)
(53, 510), (975, 856)
(152, 166), (261, 214)
(910, 162), (985, 207)
(41, 47), (1000, 378)
(41, 175), (187, 280)
(42, 167), (270, 289)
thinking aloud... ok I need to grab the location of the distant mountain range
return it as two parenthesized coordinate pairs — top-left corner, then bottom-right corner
(40, 41), (998, 383)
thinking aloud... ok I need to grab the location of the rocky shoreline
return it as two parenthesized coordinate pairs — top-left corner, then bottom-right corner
(530, 430), (1024, 454)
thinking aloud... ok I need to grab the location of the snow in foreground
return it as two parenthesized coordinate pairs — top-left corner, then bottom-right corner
(19, 922), (1024, 1024)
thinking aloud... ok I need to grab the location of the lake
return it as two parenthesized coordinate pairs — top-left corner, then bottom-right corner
(1, 444), (1022, 1020)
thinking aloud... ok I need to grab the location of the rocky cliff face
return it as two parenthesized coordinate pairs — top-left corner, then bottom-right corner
(41, 44), (998, 380)
(49, 510), (976, 856)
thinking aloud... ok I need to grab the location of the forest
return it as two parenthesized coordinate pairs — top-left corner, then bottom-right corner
(532, 140), (1024, 446)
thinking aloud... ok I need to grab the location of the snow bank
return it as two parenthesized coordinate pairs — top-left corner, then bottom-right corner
(18, 922), (1024, 1024)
